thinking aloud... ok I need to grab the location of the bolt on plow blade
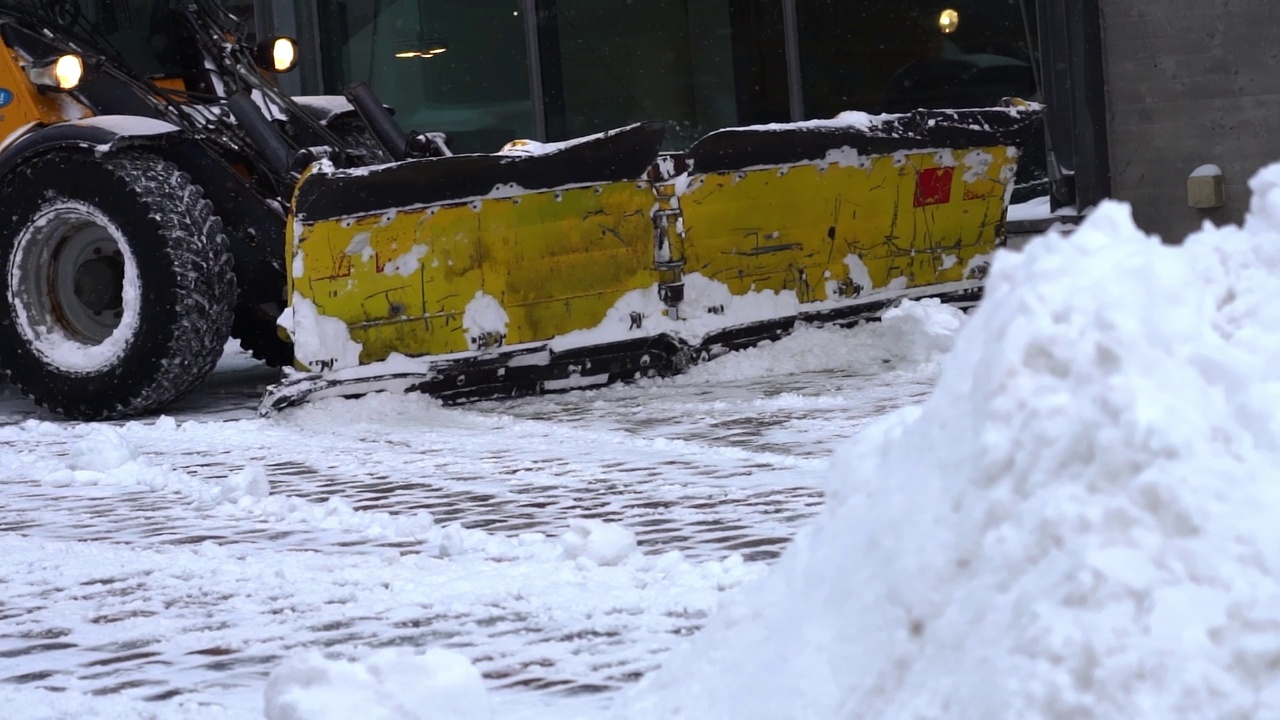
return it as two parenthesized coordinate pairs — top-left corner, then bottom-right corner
(264, 103), (1041, 415)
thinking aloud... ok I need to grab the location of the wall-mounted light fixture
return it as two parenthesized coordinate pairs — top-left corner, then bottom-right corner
(394, 37), (449, 59)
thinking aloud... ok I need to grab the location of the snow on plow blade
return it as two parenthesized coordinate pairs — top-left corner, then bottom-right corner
(263, 103), (1041, 414)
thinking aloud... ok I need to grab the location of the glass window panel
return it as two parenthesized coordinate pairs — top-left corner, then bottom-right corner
(316, 0), (533, 153)
(537, 0), (788, 149)
(796, 0), (1036, 117)
(797, 0), (1045, 200)
(63, 0), (186, 76)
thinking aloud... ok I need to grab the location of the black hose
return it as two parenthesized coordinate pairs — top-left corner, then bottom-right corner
(227, 91), (294, 176)
(345, 81), (409, 161)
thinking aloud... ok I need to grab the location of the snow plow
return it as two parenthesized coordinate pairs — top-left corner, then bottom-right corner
(271, 107), (1036, 411)
(0, 0), (1040, 421)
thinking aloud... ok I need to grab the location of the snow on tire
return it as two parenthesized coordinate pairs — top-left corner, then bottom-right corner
(0, 149), (235, 420)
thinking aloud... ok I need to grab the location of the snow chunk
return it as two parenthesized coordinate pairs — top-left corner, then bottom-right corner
(265, 648), (491, 720)
(67, 425), (138, 472)
(462, 291), (509, 351)
(1007, 194), (1053, 222)
(42, 426), (151, 488)
(621, 166), (1280, 719)
(558, 519), (637, 566)
(843, 254), (874, 293)
(278, 292), (364, 372)
(820, 146), (873, 170)
(383, 244), (430, 277)
(876, 298), (965, 363)
(961, 148), (994, 183)
(831, 110), (880, 129)
(344, 232), (375, 262)
(221, 464), (271, 501)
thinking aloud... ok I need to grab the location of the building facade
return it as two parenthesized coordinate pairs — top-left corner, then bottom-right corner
(244, 1), (1280, 241)
(251, 0), (1039, 156)
(1098, 0), (1280, 240)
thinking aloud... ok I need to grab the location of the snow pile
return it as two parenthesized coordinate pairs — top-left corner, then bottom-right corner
(558, 519), (637, 566)
(278, 292), (364, 372)
(619, 168), (1280, 719)
(265, 649), (490, 720)
(861, 296), (964, 364)
(550, 272), (968, 370)
(463, 291), (510, 351)
(221, 464), (272, 501)
(676, 297), (965, 384)
(43, 425), (160, 489)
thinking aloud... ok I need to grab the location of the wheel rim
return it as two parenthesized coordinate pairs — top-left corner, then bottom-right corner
(9, 202), (140, 374)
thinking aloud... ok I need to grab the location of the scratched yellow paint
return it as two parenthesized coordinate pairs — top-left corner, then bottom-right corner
(290, 181), (659, 365)
(676, 146), (1017, 302)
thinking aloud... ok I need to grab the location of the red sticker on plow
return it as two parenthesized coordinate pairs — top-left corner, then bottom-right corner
(914, 166), (954, 208)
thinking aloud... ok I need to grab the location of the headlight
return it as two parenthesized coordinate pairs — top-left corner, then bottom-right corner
(54, 55), (83, 89)
(26, 53), (84, 92)
(938, 9), (960, 34)
(256, 36), (299, 73)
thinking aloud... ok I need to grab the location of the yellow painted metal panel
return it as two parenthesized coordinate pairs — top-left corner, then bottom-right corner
(291, 181), (660, 364)
(677, 146), (1016, 303)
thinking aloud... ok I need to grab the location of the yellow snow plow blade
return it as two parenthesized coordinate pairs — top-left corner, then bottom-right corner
(290, 173), (657, 363)
(675, 146), (1012, 300)
(266, 105), (1040, 412)
(285, 121), (667, 370)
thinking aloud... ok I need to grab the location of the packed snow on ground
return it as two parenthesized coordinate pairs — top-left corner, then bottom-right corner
(0, 418), (764, 717)
(619, 166), (1280, 719)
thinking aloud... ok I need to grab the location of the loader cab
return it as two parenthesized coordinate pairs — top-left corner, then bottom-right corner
(9, 1), (266, 99)
(12, 1), (191, 78)
(71, 0), (187, 78)
(0, 0), (196, 118)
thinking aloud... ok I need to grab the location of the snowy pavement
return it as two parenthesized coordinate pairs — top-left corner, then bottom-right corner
(0, 314), (951, 719)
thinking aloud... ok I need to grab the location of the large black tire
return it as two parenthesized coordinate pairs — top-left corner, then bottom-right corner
(0, 150), (236, 420)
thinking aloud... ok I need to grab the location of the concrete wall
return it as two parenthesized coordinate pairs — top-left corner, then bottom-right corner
(1101, 0), (1280, 241)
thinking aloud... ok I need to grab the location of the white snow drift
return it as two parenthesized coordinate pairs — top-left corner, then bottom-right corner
(265, 649), (490, 720)
(621, 168), (1280, 719)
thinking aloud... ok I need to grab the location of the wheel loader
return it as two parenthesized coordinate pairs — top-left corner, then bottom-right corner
(0, 0), (1041, 421)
